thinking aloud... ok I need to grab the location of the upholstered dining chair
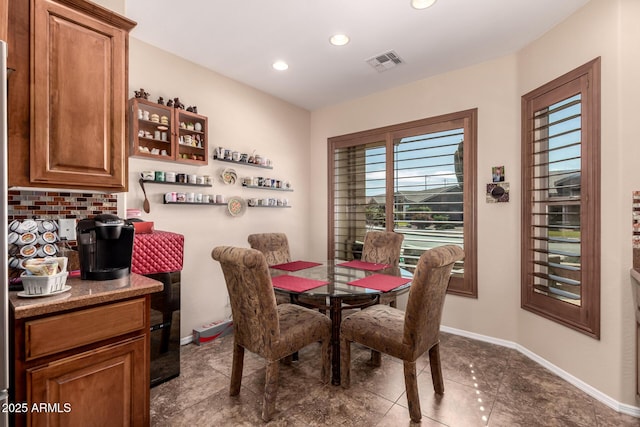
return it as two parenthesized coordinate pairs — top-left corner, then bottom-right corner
(248, 232), (327, 310)
(247, 232), (291, 266)
(340, 245), (464, 423)
(361, 230), (404, 307)
(211, 246), (332, 422)
(248, 233), (292, 305)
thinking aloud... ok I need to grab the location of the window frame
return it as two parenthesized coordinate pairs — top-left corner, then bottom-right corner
(327, 109), (477, 297)
(521, 58), (601, 338)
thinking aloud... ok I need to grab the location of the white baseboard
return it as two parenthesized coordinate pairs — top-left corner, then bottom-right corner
(180, 335), (193, 346)
(440, 325), (640, 418)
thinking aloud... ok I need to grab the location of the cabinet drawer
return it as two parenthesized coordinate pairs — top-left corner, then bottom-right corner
(25, 298), (146, 360)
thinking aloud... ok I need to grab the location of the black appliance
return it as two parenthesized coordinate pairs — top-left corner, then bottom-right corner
(76, 214), (134, 280)
(146, 271), (181, 387)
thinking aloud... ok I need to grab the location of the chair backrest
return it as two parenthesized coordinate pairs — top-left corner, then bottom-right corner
(247, 233), (291, 266)
(211, 246), (279, 356)
(361, 231), (404, 267)
(403, 245), (464, 357)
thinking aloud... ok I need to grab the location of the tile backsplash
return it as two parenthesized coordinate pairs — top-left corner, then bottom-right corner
(7, 190), (118, 221)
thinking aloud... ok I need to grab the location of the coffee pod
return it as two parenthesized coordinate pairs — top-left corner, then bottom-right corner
(20, 244), (37, 258)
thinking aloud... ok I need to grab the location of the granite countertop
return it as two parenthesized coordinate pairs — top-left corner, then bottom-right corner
(10, 273), (163, 319)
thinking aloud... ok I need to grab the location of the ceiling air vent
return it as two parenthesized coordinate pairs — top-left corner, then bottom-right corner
(366, 50), (404, 73)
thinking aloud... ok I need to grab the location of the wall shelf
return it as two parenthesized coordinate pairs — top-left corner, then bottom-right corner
(163, 201), (227, 206)
(242, 184), (293, 192)
(143, 179), (212, 188)
(213, 157), (273, 170)
(129, 98), (209, 165)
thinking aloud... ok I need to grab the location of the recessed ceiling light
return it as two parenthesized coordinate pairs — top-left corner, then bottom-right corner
(272, 60), (289, 71)
(411, 0), (437, 10)
(329, 34), (350, 46)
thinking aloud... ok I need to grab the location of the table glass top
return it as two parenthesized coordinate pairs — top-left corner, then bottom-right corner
(269, 259), (413, 297)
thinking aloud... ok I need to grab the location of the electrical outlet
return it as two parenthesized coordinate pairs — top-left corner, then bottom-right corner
(58, 218), (77, 241)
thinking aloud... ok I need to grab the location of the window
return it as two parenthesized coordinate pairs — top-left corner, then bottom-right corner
(328, 110), (477, 297)
(521, 58), (601, 338)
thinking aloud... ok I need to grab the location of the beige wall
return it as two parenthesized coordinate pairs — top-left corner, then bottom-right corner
(126, 38), (311, 338)
(309, 0), (639, 408)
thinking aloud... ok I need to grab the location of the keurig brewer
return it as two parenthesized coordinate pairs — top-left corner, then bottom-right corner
(77, 214), (134, 280)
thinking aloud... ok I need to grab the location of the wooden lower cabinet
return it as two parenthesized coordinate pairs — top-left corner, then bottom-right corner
(27, 337), (146, 427)
(11, 297), (151, 427)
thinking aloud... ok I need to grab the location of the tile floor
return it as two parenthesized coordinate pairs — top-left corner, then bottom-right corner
(150, 332), (639, 426)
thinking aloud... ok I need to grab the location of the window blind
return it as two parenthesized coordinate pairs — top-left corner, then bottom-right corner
(529, 94), (582, 304)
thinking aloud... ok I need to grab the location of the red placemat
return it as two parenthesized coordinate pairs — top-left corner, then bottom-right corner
(271, 260), (322, 272)
(337, 260), (390, 271)
(272, 275), (328, 292)
(347, 274), (411, 292)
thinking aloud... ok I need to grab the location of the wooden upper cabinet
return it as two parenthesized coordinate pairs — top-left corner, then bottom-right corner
(8, 0), (136, 191)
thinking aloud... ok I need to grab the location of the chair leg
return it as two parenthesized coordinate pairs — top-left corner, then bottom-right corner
(370, 350), (382, 367)
(428, 343), (445, 394)
(320, 338), (331, 384)
(230, 343), (244, 396)
(403, 360), (422, 422)
(340, 338), (351, 388)
(262, 359), (280, 422)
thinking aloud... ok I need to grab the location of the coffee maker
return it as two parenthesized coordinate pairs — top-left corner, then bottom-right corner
(76, 214), (134, 280)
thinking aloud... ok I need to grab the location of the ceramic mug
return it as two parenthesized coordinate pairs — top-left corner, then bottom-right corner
(141, 171), (154, 180)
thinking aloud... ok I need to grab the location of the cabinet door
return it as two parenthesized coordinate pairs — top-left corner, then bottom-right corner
(27, 336), (148, 427)
(30, 0), (129, 190)
(175, 109), (208, 165)
(129, 98), (175, 161)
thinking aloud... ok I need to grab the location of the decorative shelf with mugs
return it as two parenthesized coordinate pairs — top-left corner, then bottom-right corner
(140, 170), (213, 187)
(163, 192), (226, 204)
(213, 147), (274, 169)
(129, 96), (208, 166)
(247, 197), (291, 208)
(241, 176), (293, 191)
(163, 194), (248, 217)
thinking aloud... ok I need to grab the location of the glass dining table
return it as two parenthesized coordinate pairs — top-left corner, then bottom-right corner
(269, 259), (413, 385)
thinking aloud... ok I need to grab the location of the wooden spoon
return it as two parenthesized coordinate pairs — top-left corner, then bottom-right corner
(139, 178), (151, 213)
